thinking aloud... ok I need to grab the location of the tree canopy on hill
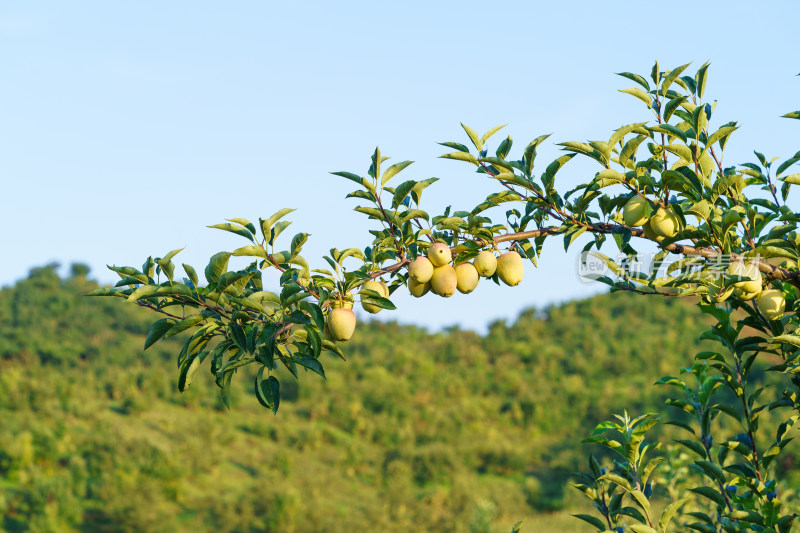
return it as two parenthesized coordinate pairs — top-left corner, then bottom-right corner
(0, 264), (772, 532)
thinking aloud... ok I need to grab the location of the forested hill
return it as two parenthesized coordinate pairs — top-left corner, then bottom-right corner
(0, 264), (713, 532)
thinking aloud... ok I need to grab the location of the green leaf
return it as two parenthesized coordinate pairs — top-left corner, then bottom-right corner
(660, 62), (691, 96)
(330, 171), (363, 184)
(208, 223), (254, 241)
(381, 160), (413, 187)
(164, 315), (205, 339)
(617, 71), (650, 90)
(410, 177), (439, 204)
(769, 335), (800, 348)
(321, 339), (345, 359)
(440, 151), (479, 165)
(630, 489), (650, 512)
(629, 525), (658, 533)
(261, 208), (296, 239)
(571, 514), (606, 530)
(496, 136), (513, 158)
(541, 154), (575, 192)
(204, 252), (232, 284)
(659, 498), (690, 533)
(705, 123), (738, 149)
(689, 486), (725, 508)
(779, 173), (800, 185)
(226, 218), (257, 235)
(782, 110), (800, 120)
(523, 134), (550, 175)
(183, 264), (199, 287)
(649, 124), (687, 143)
(359, 293), (396, 311)
(160, 247), (184, 263)
(696, 62), (710, 99)
(461, 123), (482, 151)
(294, 357), (326, 379)
(299, 300), (324, 330)
(675, 439), (707, 458)
(619, 135), (647, 170)
(178, 350), (207, 392)
(664, 96), (688, 123)
(127, 284), (158, 302)
(217, 271), (253, 296)
(232, 245), (268, 259)
(144, 318), (177, 350)
(620, 87), (653, 108)
(480, 124), (506, 146)
(437, 141), (470, 153)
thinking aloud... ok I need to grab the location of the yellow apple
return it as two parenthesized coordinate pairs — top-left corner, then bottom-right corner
(642, 220), (664, 242)
(497, 251), (524, 286)
(408, 277), (430, 297)
(622, 196), (650, 227)
(474, 251), (497, 277)
(757, 289), (786, 321)
(327, 308), (356, 341)
(427, 243), (452, 267)
(430, 264), (457, 297)
(649, 207), (679, 238)
(728, 261), (762, 294)
(360, 280), (389, 314)
(409, 256), (434, 283)
(455, 262), (479, 294)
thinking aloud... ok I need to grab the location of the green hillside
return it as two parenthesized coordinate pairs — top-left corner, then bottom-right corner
(1, 264), (716, 532)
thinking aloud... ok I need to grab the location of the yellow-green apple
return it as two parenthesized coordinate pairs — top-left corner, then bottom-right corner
(473, 251), (497, 277)
(430, 264), (457, 297)
(427, 243), (452, 267)
(497, 251), (524, 286)
(455, 262), (479, 294)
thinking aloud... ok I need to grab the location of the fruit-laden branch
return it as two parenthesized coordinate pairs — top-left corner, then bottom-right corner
(369, 222), (800, 288)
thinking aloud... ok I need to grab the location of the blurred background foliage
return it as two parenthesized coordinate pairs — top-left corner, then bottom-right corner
(1, 264), (792, 532)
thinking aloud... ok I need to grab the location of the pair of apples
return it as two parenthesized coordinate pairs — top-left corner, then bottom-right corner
(622, 196), (679, 239)
(407, 244), (524, 298)
(326, 244), (526, 342)
(717, 260), (787, 321)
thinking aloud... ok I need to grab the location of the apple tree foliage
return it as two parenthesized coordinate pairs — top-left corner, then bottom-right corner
(92, 62), (800, 531)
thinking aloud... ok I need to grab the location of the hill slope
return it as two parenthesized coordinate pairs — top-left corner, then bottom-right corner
(0, 264), (714, 532)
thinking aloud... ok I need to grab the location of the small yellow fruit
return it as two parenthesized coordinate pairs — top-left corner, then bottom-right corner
(455, 262), (479, 294)
(409, 257), (434, 283)
(430, 264), (458, 297)
(427, 243), (452, 267)
(408, 277), (430, 297)
(649, 207), (679, 238)
(757, 289), (786, 321)
(327, 308), (356, 341)
(497, 251), (524, 286)
(622, 196), (650, 227)
(642, 220), (664, 242)
(474, 251), (497, 277)
(728, 261), (762, 294)
(361, 280), (389, 314)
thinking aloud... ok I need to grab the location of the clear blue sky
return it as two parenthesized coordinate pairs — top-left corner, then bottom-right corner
(2, 2), (798, 332)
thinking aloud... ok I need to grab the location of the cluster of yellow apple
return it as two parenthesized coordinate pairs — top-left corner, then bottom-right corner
(622, 196), (787, 320)
(407, 244), (524, 298)
(713, 260), (787, 321)
(324, 243), (526, 342)
(622, 195), (680, 239)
